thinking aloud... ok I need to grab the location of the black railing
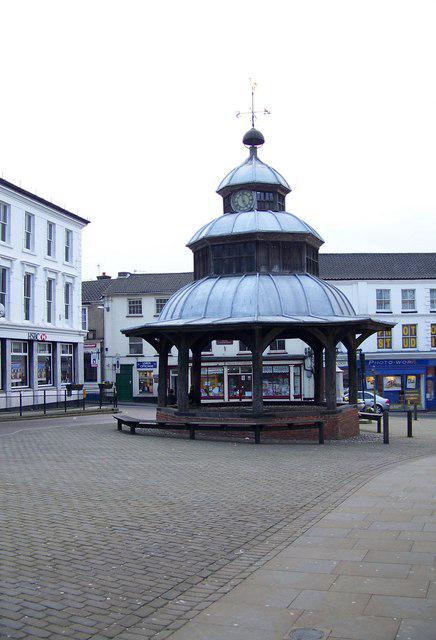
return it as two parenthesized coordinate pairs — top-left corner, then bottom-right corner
(0, 387), (117, 416)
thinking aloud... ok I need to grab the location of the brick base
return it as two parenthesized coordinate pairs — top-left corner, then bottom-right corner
(156, 404), (359, 441)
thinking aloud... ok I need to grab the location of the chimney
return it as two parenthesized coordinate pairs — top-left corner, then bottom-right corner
(117, 271), (131, 278)
(96, 272), (112, 280)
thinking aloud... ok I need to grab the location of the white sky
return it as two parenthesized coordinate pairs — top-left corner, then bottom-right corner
(1, 0), (435, 280)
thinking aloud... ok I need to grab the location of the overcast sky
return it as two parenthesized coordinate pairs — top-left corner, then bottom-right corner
(1, 0), (435, 280)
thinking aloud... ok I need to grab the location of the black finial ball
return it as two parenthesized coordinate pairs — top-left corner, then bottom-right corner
(243, 128), (265, 147)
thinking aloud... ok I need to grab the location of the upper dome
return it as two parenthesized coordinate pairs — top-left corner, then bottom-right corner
(242, 127), (265, 147)
(217, 148), (291, 193)
(155, 274), (357, 325)
(187, 210), (323, 246)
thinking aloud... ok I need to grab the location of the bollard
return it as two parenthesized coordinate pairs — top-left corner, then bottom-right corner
(383, 410), (389, 444)
(83, 388), (86, 411)
(64, 389), (67, 413)
(99, 389), (103, 410)
(414, 403), (418, 421)
(19, 392), (23, 417)
(407, 410), (413, 437)
(43, 390), (47, 415)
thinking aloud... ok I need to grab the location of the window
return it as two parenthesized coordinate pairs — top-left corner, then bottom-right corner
(431, 324), (436, 349)
(238, 341), (250, 352)
(269, 339), (286, 352)
(402, 324), (417, 349)
(65, 229), (73, 262)
(228, 365), (253, 399)
(211, 242), (256, 275)
(402, 289), (416, 311)
(11, 341), (29, 387)
(377, 329), (392, 349)
(255, 191), (274, 211)
(202, 342), (212, 353)
(37, 343), (53, 386)
(128, 299), (142, 316)
(306, 245), (319, 276)
(64, 282), (71, 321)
(0, 266), (8, 310)
(201, 367), (224, 399)
(0, 201), (9, 243)
(47, 221), (55, 257)
(46, 278), (55, 323)
(155, 298), (169, 315)
(430, 289), (436, 312)
(376, 289), (391, 312)
(24, 212), (34, 250)
(60, 344), (74, 383)
(263, 365), (290, 398)
(129, 336), (143, 355)
(81, 306), (88, 331)
(84, 352), (98, 382)
(23, 273), (32, 321)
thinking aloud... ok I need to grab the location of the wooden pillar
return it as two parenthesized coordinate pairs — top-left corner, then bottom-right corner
(177, 337), (190, 413)
(347, 341), (358, 406)
(191, 345), (202, 406)
(157, 340), (169, 407)
(251, 328), (263, 415)
(313, 346), (324, 403)
(324, 339), (337, 411)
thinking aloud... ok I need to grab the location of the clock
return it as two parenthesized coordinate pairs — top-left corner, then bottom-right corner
(230, 189), (255, 212)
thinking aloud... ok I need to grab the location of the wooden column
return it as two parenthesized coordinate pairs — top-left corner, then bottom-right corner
(324, 339), (337, 411)
(157, 340), (169, 407)
(347, 342), (358, 406)
(251, 328), (263, 415)
(177, 337), (190, 413)
(191, 345), (202, 406)
(313, 346), (324, 404)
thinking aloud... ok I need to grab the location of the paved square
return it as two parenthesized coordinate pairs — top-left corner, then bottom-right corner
(1, 412), (436, 639)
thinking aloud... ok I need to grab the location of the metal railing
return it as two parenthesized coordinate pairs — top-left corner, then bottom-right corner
(0, 387), (118, 416)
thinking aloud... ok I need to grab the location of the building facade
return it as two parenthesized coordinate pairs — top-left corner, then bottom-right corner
(83, 254), (436, 409)
(0, 178), (89, 408)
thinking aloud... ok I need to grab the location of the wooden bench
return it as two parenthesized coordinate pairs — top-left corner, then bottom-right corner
(114, 416), (325, 444)
(358, 411), (382, 433)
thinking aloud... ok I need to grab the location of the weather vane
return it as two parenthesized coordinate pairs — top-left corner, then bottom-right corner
(236, 79), (270, 128)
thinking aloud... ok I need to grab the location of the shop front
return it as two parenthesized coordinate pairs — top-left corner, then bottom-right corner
(365, 359), (428, 410)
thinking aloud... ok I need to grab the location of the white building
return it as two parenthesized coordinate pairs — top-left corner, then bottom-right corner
(85, 253), (436, 410)
(0, 178), (89, 407)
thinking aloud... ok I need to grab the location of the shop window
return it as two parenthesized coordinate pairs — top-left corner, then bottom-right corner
(60, 343), (74, 383)
(81, 306), (88, 331)
(211, 242), (256, 275)
(377, 329), (392, 349)
(269, 339), (286, 352)
(47, 221), (55, 257)
(37, 343), (53, 386)
(0, 201), (10, 243)
(155, 298), (169, 315)
(138, 370), (154, 394)
(431, 324), (436, 349)
(376, 289), (391, 312)
(23, 273), (33, 321)
(431, 289), (436, 312)
(293, 365), (302, 398)
(11, 341), (29, 388)
(228, 365), (252, 399)
(129, 336), (143, 355)
(128, 299), (142, 316)
(65, 229), (73, 263)
(263, 365), (290, 398)
(201, 366), (224, 399)
(401, 289), (416, 311)
(84, 352), (98, 382)
(402, 324), (417, 349)
(46, 278), (55, 324)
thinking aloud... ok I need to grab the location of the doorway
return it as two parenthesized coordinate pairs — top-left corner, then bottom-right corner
(116, 364), (133, 402)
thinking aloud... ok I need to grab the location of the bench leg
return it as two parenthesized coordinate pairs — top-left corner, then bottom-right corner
(254, 426), (261, 445)
(130, 425), (136, 434)
(117, 422), (122, 431)
(189, 426), (196, 440)
(377, 418), (381, 434)
(318, 422), (324, 444)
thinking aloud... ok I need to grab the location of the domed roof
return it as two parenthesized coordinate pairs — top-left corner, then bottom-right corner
(217, 148), (291, 193)
(187, 210), (323, 246)
(242, 127), (265, 147)
(154, 273), (357, 325)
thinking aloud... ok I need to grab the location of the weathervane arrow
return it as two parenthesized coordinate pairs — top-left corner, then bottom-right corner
(236, 79), (270, 127)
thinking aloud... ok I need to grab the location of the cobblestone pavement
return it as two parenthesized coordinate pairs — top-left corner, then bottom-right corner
(1, 412), (436, 640)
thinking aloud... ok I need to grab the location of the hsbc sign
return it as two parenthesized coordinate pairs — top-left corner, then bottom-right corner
(28, 332), (48, 341)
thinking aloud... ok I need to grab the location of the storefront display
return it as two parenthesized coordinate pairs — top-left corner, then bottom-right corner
(201, 367), (224, 398)
(138, 370), (154, 394)
(365, 375), (375, 390)
(383, 375), (402, 391)
(37, 343), (52, 386)
(11, 341), (29, 388)
(293, 365), (302, 399)
(263, 365), (290, 398)
(228, 366), (253, 399)
(61, 343), (74, 384)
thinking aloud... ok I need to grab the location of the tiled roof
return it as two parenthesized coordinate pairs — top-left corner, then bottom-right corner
(102, 272), (194, 296)
(319, 253), (436, 280)
(82, 279), (113, 303)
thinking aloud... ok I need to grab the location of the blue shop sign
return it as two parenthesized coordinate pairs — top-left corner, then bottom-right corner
(137, 361), (157, 370)
(366, 359), (426, 375)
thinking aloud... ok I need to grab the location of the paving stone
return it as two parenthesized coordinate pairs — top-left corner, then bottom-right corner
(289, 589), (371, 615)
(396, 618), (436, 640)
(331, 560), (411, 578)
(288, 611), (399, 640)
(364, 594), (436, 619)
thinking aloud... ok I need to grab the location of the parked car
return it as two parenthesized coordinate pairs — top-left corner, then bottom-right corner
(343, 390), (390, 414)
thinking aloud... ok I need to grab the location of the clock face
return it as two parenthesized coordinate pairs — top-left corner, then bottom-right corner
(230, 189), (254, 212)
